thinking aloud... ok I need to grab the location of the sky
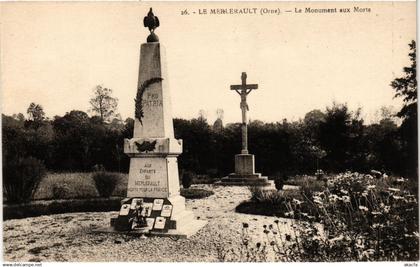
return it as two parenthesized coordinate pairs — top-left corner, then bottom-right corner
(0, 2), (416, 124)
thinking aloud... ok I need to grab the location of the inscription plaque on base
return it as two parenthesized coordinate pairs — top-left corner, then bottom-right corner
(119, 204), (131, 216)
(131, 198), (143, 209)
(154, 217), (166, 229)
(153, 199), (164, 210)
(161, 204), (173, 217)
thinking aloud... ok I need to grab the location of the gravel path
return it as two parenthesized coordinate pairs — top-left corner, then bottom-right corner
(3, 185), (296, 262)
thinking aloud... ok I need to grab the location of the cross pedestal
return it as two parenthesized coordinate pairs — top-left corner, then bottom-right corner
(217, 72), (271, 187)
(235, 154), (255, 175)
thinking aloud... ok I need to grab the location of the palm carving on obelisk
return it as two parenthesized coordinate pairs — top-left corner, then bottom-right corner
(134, 77), (163, 125)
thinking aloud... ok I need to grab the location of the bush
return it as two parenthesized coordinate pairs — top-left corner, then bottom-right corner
(206, 168), (219, 178)
(274, 174), (288, 191)
(92, 164), (106, 172)
(180, 188), (214, 199)
(300, 179), (326, 199)
(92, 172), (119, 197)
(192, 174), (218, 184)
(274, 178), (284, 191)
(249, 186), (266, 202)
(3, 197), (123, 220)
(248, 186), (285, 206)
(51, 183), (70, 199)
(182, 170), (194, 189)
(3, 157), (46, 203)
(237, 187), (309, 217)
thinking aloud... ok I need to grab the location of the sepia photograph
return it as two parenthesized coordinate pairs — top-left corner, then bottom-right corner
(1, 1), (418, 263)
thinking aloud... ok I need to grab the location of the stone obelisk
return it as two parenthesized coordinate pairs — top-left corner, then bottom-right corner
(218, 72), (270, 186)
(110, 8), (206, 237)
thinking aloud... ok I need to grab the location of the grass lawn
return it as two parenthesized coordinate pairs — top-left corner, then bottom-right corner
(33, 172), (128, 200)
(33, 172), (215, 201)
(4, 172), (215, 219)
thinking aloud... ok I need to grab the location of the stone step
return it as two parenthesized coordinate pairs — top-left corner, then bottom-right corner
(227, 173), (263, 179)
(171, 209), (195, 224)
(220, 176), (269, 183)
(148, 210), (204, 238)
(96, 218), (207, 239)
(148, 219), (207, 238)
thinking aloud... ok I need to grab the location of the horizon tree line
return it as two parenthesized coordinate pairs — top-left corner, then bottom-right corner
(2, 40), (417, 179)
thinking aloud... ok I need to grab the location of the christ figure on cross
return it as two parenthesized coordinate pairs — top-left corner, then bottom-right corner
(231, 72), (258, 155)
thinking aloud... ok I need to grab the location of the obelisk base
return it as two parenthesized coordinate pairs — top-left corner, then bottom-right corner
(148, 195), (206, 238)
(216, 154), (272, 186)
(109, 195), (206, 238)
(147, 197), (207, 238)
(103, 39), (206, 238)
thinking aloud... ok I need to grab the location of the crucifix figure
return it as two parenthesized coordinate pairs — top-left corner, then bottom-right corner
(231, 72), (258, 154)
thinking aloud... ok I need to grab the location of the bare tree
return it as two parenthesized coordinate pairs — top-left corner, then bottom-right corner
(198, 109), (207, 122)
(89, 85), (119, 123)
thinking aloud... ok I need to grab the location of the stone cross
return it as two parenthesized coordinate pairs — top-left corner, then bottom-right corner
(230, 72), (258, 154)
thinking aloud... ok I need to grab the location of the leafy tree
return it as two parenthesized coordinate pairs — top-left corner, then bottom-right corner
(50, 110), (127, 172)
(391, 40), (417, 178)
(123, 117), (135, 138)
(3, 113), (54, 167)
(26, 102), (45, 122)
(300, 110), (327, 170)
(52, 110), (93, 170)
(374, 106), (399, 125)
(198, 109), (207, 123)
(319, 103), (350, 171)
(346, 107), (367, 171)
(304, 109), (326, 128)
(174, 118), (215, 174)
(89, 85), (119, 123)
(2, 114), (26, 163)
(249, 121), (293, 175)
(12, 113), (25, 122)
(364, 119), (401, 173)
(392, 40), (417, 120)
